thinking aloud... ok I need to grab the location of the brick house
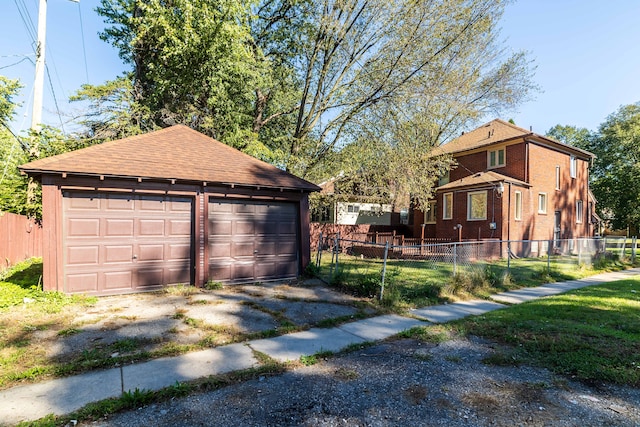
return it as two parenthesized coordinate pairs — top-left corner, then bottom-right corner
(413, 119), (597, 243)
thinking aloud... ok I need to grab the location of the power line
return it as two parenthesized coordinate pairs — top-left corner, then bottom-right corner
(13, 0), (37, 49)
(45, 64), (65, 132)
(77, 1), (90, 83)
(0, 57), (34, 70)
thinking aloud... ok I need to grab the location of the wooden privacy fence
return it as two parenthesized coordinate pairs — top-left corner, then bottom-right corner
(0, 211), (43, 270)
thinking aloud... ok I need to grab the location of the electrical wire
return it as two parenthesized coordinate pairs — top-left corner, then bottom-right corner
(0, 57), (33, 70)
(45, 64), (65, 132)
(14, 0), (37, 49)
(77, 1), (90, 83)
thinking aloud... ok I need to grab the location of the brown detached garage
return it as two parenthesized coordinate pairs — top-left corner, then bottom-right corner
(20, 125), (320, 296)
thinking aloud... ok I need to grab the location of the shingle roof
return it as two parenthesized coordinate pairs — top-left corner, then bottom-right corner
(437, 170), (530, 191)
(19, 125), (320, 192)
(433, 119), (594, 159)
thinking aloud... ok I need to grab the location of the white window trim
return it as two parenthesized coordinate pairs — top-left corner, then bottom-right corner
(570, 155), (577, 179)
(555, 166), (561, 190)
(487, 148), (506, 169)
(514, 191), (522, 221)
(576, 200), (583, 223)
(443, 192), (453, 220)
(424, 200), (437, 224)
(467, 190), (487, 221)
(538, 192), (547, 214)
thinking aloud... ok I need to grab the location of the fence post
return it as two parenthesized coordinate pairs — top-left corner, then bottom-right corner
(380, 241), (390, 301)
(633, 236), (637, 264)
(507, 240), (511, 273)
(453, 243), (457, 275)
(578, 238), (582, 265)
(315, 232), (323, 268)
(335, 232), (340, 273)
(547, 239), (552, 274)
(622, 237), (627, 261)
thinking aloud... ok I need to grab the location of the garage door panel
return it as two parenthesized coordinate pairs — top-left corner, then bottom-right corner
(233, 241), (255, 257)
(105, 245), (133, 263)
(209, 264), (232, 281)
(138, 244), (164, 261)
(277, 241), (298, 256)
(104, 271), (133, 289)
(235, 221), (255, 235)
(209, 242), (232, 258)
(63, 192), (193, 295)
(169, 219), (191, 236)
(208, 199), (299, 283)
(67, 218), (100, 237)
(235, 203), (256, 214)
(67, 246), (99, 265)
(168, 243), (192, 261)
(68, 196), (100, 210)
(139, 219), (165, 236)
(209, 220), (232, 235)
(138, 198), (166, 211)
(106, 196), (134, 210)
(136, 268), (164, 287)
(105, 219), (134, 237)
(67, 273), (98, 293)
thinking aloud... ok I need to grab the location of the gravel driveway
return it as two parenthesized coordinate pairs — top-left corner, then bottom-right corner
(80, 336), (640, 427)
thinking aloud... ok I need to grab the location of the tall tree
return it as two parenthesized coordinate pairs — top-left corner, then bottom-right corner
(546, 124), (592, 149)
(585, 103), (640, 232)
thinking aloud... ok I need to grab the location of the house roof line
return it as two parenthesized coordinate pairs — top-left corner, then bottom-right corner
(436, 170), (530, 192)
(19, 125), (321, 192)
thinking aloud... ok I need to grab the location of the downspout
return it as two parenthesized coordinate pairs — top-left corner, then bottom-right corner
(507, 182), (511, 241)
(525, 140), (529, 183)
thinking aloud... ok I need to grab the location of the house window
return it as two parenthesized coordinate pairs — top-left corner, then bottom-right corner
(570, 155), (577, 178)
(514, 191), (522, 221)
(347, 204), (359, 213)
(576, 200), (583, 223)
(438, 170), (450, 187)
(538, 193), (547, 214)
(488, 148), (505, 168)
(443, 192), (453, 220)
(555, 166), (561, 190)
(467, 191), (487, 221)
(311, 205), (331, 223)
(424, 200), (437, 224)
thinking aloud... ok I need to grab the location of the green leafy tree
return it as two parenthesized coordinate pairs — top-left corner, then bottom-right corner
(588, 103), (640, 232)
(546, 124), (592, 149)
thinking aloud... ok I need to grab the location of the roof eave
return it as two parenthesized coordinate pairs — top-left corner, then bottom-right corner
(20, 169), (321, 193)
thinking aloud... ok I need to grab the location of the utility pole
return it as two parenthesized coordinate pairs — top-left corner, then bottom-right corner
(28, 0), (78, 214)
(31, 0), (48, 138)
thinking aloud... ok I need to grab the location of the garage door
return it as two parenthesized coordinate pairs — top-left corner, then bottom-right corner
(208, 199), (299, 283)
(62, 192), (193, 295)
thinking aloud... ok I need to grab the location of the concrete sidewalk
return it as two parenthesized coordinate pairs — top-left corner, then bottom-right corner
(1, 268), (639, 425)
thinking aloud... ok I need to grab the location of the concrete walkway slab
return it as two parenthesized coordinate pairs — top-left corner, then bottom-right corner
(0, 368), (121, 425)
(412, 299), (506, 323)
(337, 315), (426, 341)
(122, 343), (257, 392)
(249, 328), (368, 362)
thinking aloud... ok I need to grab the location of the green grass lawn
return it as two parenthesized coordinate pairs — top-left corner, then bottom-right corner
(452, 277), (640, 387)
(315, 250), (632, 308)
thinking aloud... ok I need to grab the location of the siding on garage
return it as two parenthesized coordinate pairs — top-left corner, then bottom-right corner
(38, 174), (312, 295)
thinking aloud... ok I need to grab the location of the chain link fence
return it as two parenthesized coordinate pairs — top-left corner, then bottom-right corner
(312, 234), (637, 301)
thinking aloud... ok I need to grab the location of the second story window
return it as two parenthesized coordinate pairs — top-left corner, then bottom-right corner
(438, 170), (450, 187)
(514, 191), (522, 220)
(347, 204), (359, 213)
(488, 148), (505, 169)
(555, 166), (561, 190)
(570, 155), (577, 178)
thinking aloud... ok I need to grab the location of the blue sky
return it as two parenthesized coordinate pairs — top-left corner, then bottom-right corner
(1, 0), (639, 137)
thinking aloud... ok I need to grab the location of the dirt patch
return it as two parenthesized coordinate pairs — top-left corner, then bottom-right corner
(83, 337), (640, 427)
